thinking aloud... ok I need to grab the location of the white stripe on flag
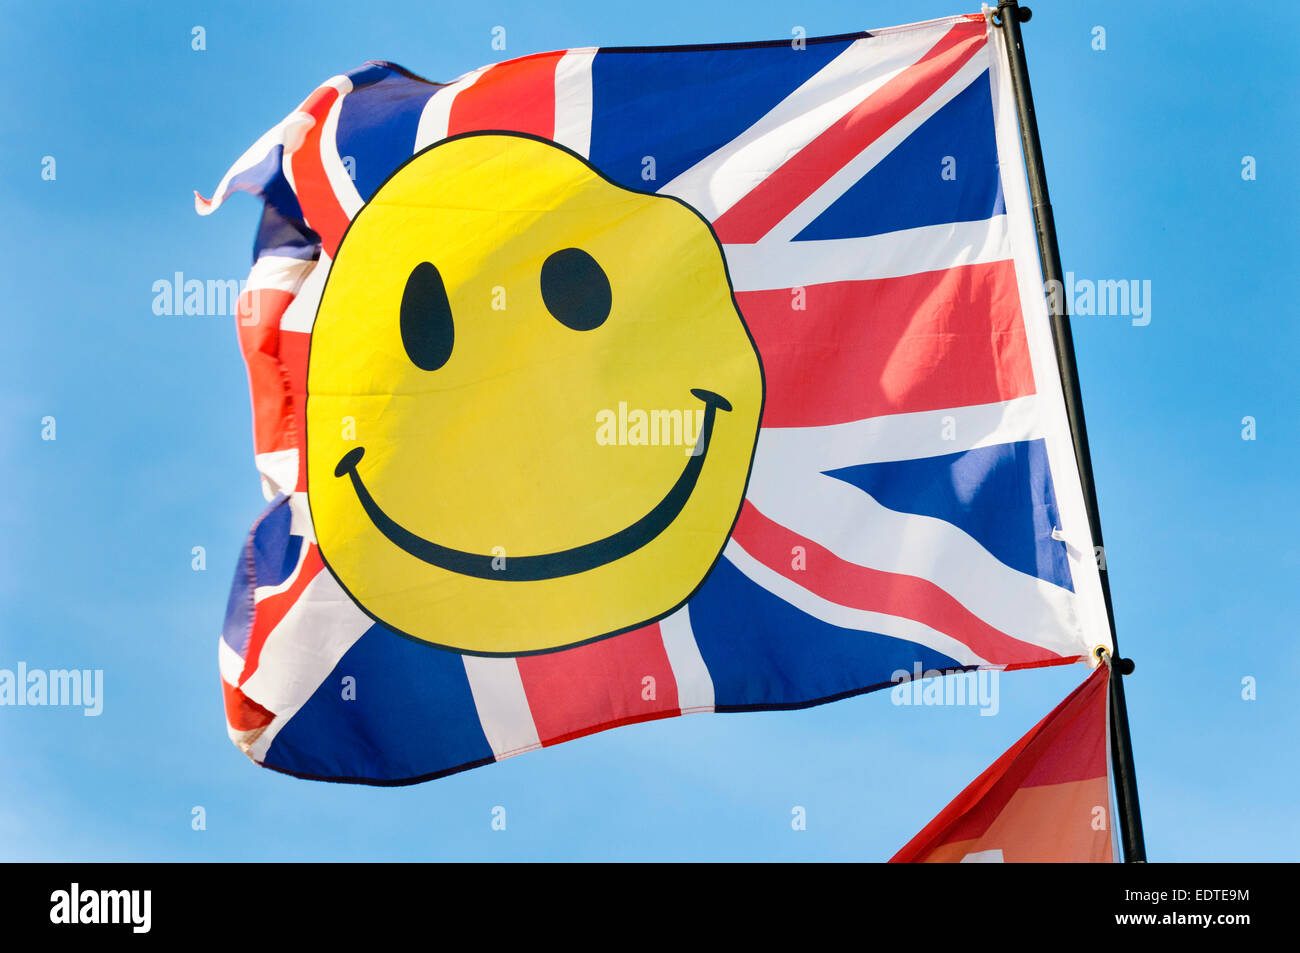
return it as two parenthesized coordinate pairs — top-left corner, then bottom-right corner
(279, 253), (329, 334)
(761, 52), (990, 243)
(219, 636), (246, 686)
(756, 395), (1042, 470)
(243, 254), (316, 294)
(744, 467), (1086, 659)
(553, 48), (595, 158)
(414, 65), (490, 150)
(319, 79), (364, 219)
(280, 75), (352, 197)
(658, 607), (715, 713)
(724, 215), (1010, 292)
(723, 543), (988, 668)
(241, 569), (373, 761)
(195, 112), (308, 216)
(988, 22), (1113, 661)
(287, 491), (316, 542)
(254, 449), (298, 502)
(658, 23), (950, 221)
(462, 656), (542, 759)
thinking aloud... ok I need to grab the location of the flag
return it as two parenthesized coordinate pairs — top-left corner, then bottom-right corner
(891, 665), (1115, 862)
(200, 12), (1115, 784)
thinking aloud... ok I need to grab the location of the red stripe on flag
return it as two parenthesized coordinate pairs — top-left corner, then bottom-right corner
(239, 544), (324, 686)
(732, 501), (1063, 666)
(738, 260), (1035, 427)
(236, 288), (297, 455)
(289, 85), (351, 257)
(447, 52), (564, 139)
(515, 623), (681, 746)
(222, 679), (275, 732)
(713, 20), (987, 244)
(279, 328), (311, 492)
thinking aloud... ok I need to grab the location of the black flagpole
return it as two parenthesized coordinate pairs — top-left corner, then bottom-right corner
(992, 1), (1147, 862)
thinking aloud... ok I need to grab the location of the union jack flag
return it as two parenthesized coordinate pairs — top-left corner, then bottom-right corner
(200, 12), (1113, 784)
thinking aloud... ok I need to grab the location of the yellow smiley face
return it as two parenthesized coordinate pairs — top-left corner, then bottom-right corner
(306, 132), (763, 654)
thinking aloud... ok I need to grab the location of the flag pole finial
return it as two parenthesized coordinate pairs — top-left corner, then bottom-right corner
(993, 2), (1032, 25)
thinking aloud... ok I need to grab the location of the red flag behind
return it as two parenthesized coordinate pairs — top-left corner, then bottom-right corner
(892, 665), (1114, 862)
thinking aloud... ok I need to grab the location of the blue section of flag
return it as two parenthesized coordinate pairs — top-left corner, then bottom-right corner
(223, 496), (299, 655)
(688, 557), (964, 708)
(250, 496), (301, 590)
(795, 71), (1003, 241)
(220, 542), (252, 655)
(588, 39), (856, 192)
(229, 144), (316, 263)
(255, 202), (320, 262)
(263, 624), (494, 782)
(336, 63), (441, 202)
(825, 439), (1074, 591)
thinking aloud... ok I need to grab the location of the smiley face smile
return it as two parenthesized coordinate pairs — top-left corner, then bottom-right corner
(334, 388), (732, 581)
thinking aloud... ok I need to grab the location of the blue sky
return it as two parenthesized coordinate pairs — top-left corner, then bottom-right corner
(1, 0), (1296, 860)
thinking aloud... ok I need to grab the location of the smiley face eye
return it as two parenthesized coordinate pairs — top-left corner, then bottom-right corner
(400, 262), (454, 371)
(540, 248), (611, 331)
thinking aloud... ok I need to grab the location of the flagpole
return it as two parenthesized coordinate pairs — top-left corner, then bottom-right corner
(992, 0), (1147, 862)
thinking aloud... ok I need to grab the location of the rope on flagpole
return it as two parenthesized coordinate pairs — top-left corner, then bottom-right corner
(993, 0), (1147, 862)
